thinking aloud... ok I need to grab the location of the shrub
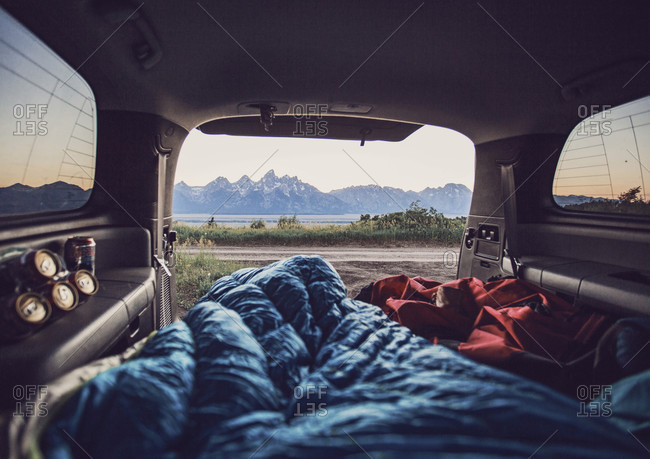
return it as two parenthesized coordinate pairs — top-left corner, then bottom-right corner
(277, 214), (302, 229)
(250, 218), (266, 229)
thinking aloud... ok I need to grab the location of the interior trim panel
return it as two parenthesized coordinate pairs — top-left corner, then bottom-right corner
(0, 227), (155, 410)
(0, 267), (154, 410)
(503, 255), (650, 316)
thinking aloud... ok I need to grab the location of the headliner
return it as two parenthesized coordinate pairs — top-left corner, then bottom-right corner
(2, 0), (649, 144)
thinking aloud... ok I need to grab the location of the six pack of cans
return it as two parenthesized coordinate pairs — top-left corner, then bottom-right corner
(0, 238), (98, 340)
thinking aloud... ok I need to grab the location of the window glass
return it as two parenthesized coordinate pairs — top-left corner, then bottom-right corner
(553, 96), (650, 215)
(0, 8), (96, 216)
(172, 122), (475, 308)
(173, 124), (475, 224)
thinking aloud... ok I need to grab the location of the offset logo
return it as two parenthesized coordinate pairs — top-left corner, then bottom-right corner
(292, 104), (329, 137)
(293, 384), (328, 417)
(576, 104), (612, 137)
(443, 250), (458, 269)
(13, 385), (48, 417)
(576, 385), (612, 417)
(13, 104), (48, 136)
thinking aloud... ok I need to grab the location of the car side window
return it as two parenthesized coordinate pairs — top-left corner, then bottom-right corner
(0, 8), (96, 217)
(553, 96), (650, 216)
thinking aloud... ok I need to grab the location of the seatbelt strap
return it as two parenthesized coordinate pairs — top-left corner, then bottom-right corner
(501, 164), (522, 278)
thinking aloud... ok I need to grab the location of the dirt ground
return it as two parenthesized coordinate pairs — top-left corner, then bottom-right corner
(330, 260), (456, 298)
(179, 245), (459, 298)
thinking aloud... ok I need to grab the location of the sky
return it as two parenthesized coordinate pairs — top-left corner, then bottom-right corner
(553, 96), (650, 200)
(175, 124), (476, 193)
(0, 10), (96, 190)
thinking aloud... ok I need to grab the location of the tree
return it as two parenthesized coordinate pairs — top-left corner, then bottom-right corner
(618, 186), (644, 204)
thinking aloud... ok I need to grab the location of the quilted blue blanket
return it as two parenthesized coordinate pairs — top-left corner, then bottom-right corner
(40, 256), (644, 457)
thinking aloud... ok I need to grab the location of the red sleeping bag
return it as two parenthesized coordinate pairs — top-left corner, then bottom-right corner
(364, 275), (609, 378)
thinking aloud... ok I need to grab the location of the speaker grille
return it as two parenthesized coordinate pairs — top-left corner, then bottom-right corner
(158, 268), (172, 328)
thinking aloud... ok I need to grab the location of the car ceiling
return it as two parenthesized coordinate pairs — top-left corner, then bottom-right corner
(2, 0), (649, 145)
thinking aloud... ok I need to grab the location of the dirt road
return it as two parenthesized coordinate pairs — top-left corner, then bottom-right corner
(180, 245), (460, 298)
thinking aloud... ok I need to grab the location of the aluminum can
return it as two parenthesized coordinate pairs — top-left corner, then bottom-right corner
(0, 292), (51, 340)
(64, 237), (96, 274)
(42, 281), (79, 312)
(63, 270), (99, 298)
(2, 249), (62, 284)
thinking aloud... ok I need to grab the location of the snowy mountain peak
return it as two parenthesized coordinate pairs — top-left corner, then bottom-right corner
(173, 175), (473, 215)
(262, 169), (277, 179)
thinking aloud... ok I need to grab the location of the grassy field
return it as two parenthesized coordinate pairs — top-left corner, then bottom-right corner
(174, 204), (465, 309)
(174, 204), (465, 247)
(174, 224), (463, 247)
(175, 251), (247, 310)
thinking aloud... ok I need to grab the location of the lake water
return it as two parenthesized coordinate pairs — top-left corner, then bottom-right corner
(174, 214), (364, 227)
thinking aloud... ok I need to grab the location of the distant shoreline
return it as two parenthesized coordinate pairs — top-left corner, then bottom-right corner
(173, 213), (468, 227)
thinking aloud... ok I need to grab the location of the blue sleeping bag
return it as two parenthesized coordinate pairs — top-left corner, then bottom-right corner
(40, 256), (646, 457)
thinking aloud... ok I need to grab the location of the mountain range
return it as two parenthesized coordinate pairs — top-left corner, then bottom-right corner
(0, 173), (608, 217)
(173, 170), (472, 215)
(553, 194), (611, 207)
(0, 181), (91, 214)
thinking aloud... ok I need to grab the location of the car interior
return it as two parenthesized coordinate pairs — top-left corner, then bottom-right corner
(1, 1), (649, 457)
